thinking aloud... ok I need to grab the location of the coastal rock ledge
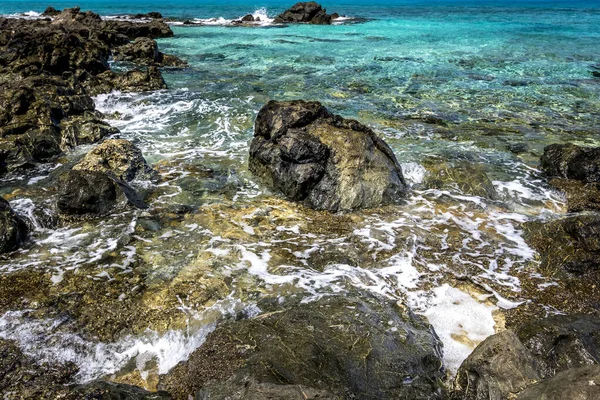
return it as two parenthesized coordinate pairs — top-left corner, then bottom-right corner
(249, 100), (408, 212)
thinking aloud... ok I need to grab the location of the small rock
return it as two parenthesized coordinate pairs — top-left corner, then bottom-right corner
(0, 197), (28, 253)
(241, 14), (255, 22)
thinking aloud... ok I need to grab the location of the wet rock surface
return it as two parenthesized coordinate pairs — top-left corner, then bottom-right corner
(249, 100), (407, 212)
(0, 338), (170, 399)
(0, 197), (28, 253)
(524, 214), (600, 277)
(541, 143), (600, 211)
(159, 293), (446, 400)
(516, 365), (600, 400)
(274, 2), (336, 25)
(516, 314), (600, 379)
(453, 330), (540, 400)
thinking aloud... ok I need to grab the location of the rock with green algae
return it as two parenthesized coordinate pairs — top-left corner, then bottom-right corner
(249, 100), (407, 212)
(516, 365), (600, 400)
(159, 292), (446, 400)
(73, 139), (156, 182)
(113, 37), (188, 67)
(524, 214), (600, 277)
(0, 197), (28, 253)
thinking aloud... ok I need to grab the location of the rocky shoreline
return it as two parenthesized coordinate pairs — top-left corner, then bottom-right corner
(0, 2), (600, 400)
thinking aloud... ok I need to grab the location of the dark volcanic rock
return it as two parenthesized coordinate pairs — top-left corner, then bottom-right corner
(274, 2), (334, 25)
(73, 139), (155, 182)
(84, 66), (167, 96)
(0, 197), (28, 253)
(516, 365), (600, 400)
(516, 314), (600, 379)
(113, 37), (188, 67)
(249, 100), (407, 212)
(0, 8), (185, 173)
(159, 293), (446, 400)
(453, 330), (541, 400)
(57, 169), (148, 216)
(71, 381), (172, 399)
(42, 6), (61, 16)
(131, 12), (164, 19)
(241, 14), (255, 22)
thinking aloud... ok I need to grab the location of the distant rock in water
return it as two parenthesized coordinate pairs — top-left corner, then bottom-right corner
(274, 2), (336, 25)
(249, 100), (407, 212)
(41, 6), (60, 16)
(0, 197), (28, 253)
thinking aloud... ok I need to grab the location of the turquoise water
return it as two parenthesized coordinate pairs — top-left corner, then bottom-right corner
(1, 0), (600, 386)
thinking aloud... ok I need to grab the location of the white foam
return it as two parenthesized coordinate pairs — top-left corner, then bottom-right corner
(420, 284), (498, 374)
(0, 295), (253, 382)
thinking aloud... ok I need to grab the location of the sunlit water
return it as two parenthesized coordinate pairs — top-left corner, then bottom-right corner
(1, 0), (599, 388)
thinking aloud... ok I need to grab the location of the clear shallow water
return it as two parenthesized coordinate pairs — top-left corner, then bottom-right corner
(0, 0), (599, 389)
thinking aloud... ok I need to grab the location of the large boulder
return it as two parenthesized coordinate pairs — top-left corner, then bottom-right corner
(73, 139), (155, 182)
(453, 330), (541, 400)
(159, 293), (446, 400)
(249, 100), (407, 212)
(516, 315), (600, 379)
(0, 197), (28, 253)
(516, 365), (600, 400)
(274, 2), (334, 24)
(57, 169), (147, 216)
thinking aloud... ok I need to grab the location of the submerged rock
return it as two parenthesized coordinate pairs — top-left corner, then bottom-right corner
(516, 365), (600, 400)
(0, 197), (28, 253)
(274, 2), (335, 25)
(516, 314), (600, 379)
(453, 330), (540, 400)
(423, 160), (499, 199)
(249, 100), (407, 212)
(159, 293), (446, 399)
(73, 139), (155, 182)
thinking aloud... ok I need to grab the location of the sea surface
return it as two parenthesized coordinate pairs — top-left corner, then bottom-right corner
(1, 0), (599, 388)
